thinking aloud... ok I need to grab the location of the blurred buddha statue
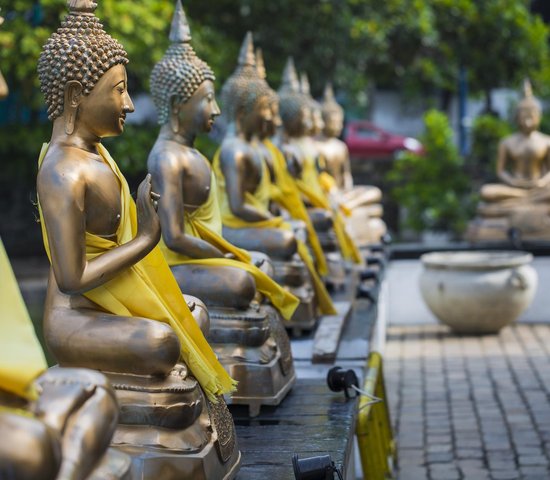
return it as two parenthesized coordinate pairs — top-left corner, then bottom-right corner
(316, 83), (387, 245)
(36, 1), (240, 477)
(148, 1), (297, 416)
(278, 59), (362, 269)
(467, 80), (550, 242)
(0, 238), (131, 480)
(213, 33), (336, 334)
(0, 13), (7, 99)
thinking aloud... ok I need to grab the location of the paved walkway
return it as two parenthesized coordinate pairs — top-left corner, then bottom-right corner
(384, 259), (550, 480)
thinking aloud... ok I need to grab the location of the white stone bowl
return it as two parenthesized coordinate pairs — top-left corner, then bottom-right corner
(419, 251), (537, 334)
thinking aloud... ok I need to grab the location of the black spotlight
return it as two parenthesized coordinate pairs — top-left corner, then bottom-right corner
(292, 454), (343, 480)
(326, 366), (359, 399)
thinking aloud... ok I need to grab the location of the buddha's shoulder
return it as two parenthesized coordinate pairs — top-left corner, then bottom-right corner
(38, 144), (103, 185)
(219, 137), (251, 162)
(148, 141), (189, 171)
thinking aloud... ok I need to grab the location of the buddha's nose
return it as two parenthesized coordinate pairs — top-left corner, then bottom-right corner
(124, 92), (135, 113)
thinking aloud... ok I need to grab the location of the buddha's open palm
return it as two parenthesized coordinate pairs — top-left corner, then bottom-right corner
(136, 174), (161, 244)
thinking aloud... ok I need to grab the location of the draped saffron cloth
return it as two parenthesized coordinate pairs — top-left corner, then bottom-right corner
(37, 143), (236, 401)
(159, 155), (299, 321)
(212, 147), (336, 315)
(0, 239), (47, 401)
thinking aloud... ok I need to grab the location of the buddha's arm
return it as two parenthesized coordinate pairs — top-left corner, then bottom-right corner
(343, 147), (354, 191)
(0, 69), (7, 100)
(221, 147), (271, 222)
(152, 157), (224, 259)
(536, 145), (550, 188)
(38, 172), (160, 294)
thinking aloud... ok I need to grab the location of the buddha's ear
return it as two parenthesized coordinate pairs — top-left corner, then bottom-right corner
(169, 95), (180, 134)
(63, 80), (83, 135)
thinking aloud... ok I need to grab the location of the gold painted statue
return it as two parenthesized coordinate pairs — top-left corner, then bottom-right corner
(36, 1), (240, 478)
(277, 59), (362, 268)
(316, 83), (387, 245)
(0, 239), (131, 480)
(214, 33), (337, 334)
(467, 80), (550, 242)
(0, 13), (7, 100)
(148, 1), (297, 416)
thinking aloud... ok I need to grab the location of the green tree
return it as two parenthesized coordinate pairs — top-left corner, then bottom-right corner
(388, 109), (472, 234)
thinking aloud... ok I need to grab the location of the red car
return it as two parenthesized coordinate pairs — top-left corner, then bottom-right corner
(344, 120), (423, 160)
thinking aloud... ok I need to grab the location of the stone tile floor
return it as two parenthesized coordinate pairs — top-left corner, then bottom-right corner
(385, 323), (550, 480)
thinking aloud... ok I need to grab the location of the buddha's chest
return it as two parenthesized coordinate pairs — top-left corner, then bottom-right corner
(508, 138), (548, 165)
(181, 159), (212, 208)
(242, 151), (264, 193)
(85, 166), (122, 237)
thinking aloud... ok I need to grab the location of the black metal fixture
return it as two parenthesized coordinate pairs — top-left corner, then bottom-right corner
(326, 366), (359, 399)
(292, 454), (343, 480)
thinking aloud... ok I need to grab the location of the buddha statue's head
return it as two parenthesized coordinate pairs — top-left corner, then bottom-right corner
(321, 83), (344, 138)
(300, 72), (324, 136)
(38, 0), (133, 138)
(221, 32), (272, 139)
(278, 58), (312, 138)
(150, 0), (219, 137)
(516, 79), (542, 134)
(255, 48), (281, 138)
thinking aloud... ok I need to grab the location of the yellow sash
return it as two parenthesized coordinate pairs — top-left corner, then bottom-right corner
(213, 148), (336, 315)
(160, 168), (300, 321)
(37, 143), (236, 401)
(263, 140), (329, 276)
(295, 144), (362, 264)
(0, 239), (47, 400)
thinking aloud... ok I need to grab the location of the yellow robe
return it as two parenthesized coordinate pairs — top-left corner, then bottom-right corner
(160, 165), (299, 321)
(0, 239), (47, 401)
(295, 145), (362, 264)
(263, 139), (328, 276)
(38, 143), (235, 401)
(213, 148), (336, 315)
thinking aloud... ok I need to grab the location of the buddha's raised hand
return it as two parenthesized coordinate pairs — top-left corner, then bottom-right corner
(137, 174), (161, 244)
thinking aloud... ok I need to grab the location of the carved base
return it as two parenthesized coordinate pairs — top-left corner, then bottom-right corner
(106, 365), (241, 480)
(272, 259), (319, 334)
(467, 208), (550, 243)
(208, 305), (296, 417)
(89, 448), (133, 480)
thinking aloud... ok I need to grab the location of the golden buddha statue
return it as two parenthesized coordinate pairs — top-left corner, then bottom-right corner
(0, 238), (131, 480)
(36, 1), (240, 477)
(467, 80), (550, 242)
(278, 59), (362, 268)
(0, 13), (7, 100)
(214, 33), (337, 334)
(148, 0), (297, 416)
(316, 82), (387, 245)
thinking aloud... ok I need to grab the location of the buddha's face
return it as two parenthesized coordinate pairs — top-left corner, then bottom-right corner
(174, 80), (220, 135)
(264, 101), (282, 138)
(323, 111), (344, 138)
(517, 103), (541, 133)
(77, 64), (134, 138)
(299, 106), (313, 136)
(241, 94), (272, 138)
(310, 107), (325, 136)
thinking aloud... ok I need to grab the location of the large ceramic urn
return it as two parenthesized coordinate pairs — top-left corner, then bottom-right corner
(419, 251), (537, 334)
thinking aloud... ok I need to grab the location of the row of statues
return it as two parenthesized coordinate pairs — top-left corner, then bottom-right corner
(1, 0), (387, 479)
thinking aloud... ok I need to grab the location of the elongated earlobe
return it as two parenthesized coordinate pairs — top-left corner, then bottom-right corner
(170, 110), (179, 134)
(63, 80), (83, 135)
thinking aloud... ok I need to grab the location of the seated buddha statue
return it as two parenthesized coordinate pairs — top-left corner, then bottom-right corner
(214, 33), (336, 333)
(0, 238), (131, 480)
(147, 1), (297, 416)
(36, 2), (240, 478)
(316, 83), (387, 245)
(277, 59), (362, 267)
(467, 80), (550, 242)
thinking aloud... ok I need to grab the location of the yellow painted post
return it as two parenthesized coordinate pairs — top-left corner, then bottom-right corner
(356, 352), (397, 479)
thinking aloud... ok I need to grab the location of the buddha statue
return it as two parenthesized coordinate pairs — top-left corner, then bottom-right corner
(36, 1), (240, 477)
(147, 0), (297, 416)
(213, 33), (337, 334)
(0, 13), (6, 100)
(277, 59), (362, 268)
(316, 83), (387, 245)
(467, 80), (550, 242)
(0, 238), (131, 480)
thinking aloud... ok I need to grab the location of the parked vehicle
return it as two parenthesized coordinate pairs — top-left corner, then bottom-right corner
(344, 120), (423, 160)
